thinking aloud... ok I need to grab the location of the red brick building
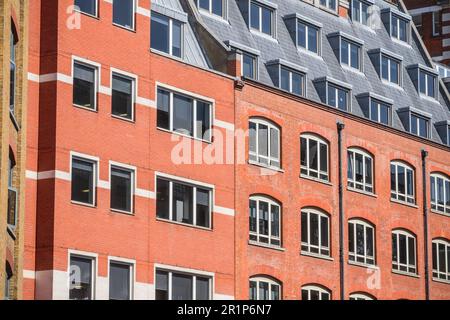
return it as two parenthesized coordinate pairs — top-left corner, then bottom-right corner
(21, 0), (450, 300)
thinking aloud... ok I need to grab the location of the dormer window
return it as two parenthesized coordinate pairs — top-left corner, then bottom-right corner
(298, 20), (320, 54)
(357, 93), (392, 126)
(319, 0), (337, 12)
(250, 1), (275, 37)
(351, 0), (372, 26)
(382, 8), (411, 43)
(408, 64), (438, 99)
(151, 12), (184, 58)
(243, 52), (257, 79)
(436, 121), (450, 146)
(314, 77), (352, 111)
(369, 49), (403, 86)
(266, 60), (306, 96)
(340, 37), (362, 71)
(197, 0), (226, 18)
(398, 107), (431, 139)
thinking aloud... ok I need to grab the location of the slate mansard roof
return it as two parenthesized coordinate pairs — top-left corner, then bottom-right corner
(152, 0), (450, 146)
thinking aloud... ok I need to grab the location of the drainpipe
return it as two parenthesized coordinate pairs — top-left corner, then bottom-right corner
(421, 149), (430, 300)
(337, 121), (345, 300)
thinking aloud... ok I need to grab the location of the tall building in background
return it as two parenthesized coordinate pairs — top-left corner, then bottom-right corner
(21, 0), (450, 300)
(0, 0), (28, 300)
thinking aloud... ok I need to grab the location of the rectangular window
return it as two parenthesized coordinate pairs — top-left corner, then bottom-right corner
(369, 99), (390, 125)
(351, 0), (370, 25)
(113, 0), (135, 30)
(112, 73), (134, 120)
(410, 113), (430, 138)
(151, 12), (182, 58)
(71, 157), (96, 205)
(341, 39), (361, 70)
(391, 14), (408, 42)
(155, 269), (211, 300)
(280, 67), (305, 96)
(319, 0), (337, 12)
(74, 0), (98, 17)
(198, 0), (224, 18)
(381, 55), (400, 85)
(430, 175), (450, 215)
(9, 30), (15, 115)
(69, 255), (94, 300)
(327, 83), (349, 111)
(297, 21), (319, 54)
(73, 62), (97, 110)
(110, 166), (134, 213)
(157, 88), (212, 141)
(109, 262), (132, 300)
(250, 1), (273, 36)
(242, 52), (257, 80)
(433, 11), (441, 36)
(156, 177), (212, 228)
(418, 70), (436, 98)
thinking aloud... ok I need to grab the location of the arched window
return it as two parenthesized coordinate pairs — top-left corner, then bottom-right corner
(390, 161), (415, 204)
(347, 148), (374, 193)
(432, 238), (450, 282)
(430, 173), (450, 215)
(249, 196), (281, 247)
(300, 134), (329, 181)
(7, 152), (17, 228)
(392, 229), (417, 275)
(301, 285), (331, 300)
(349, 292), (375, 300)
(249, 276), (281, 300)
(5, 262), (13, 300)
(348, 219), (376, 266)
(301, 208), (330, 257)
(249, 118), (281, 169)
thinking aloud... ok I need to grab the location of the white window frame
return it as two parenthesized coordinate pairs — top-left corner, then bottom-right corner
(296, 19), (320, 55)
(349, 292), (374, 300)
(390, 161), (415, 205)
(150, 12), (184, 58)
(369, 98), (391, 125)
(410, 112), (430, 138)
(111, 69), (136, 122)
(108, 256), (135, 300)
(300, 133), (329, 181)
(112, 0), (136, 31)
(70, 152), (99, 207)
(154, 265), (213, 300)
(392, 229), (417, 275)
(109, 161), (136, 214)
(249, 1), (275, 37)
(197, 0), (227, 19)
(319, 0), (338, 13)
(279, 66), (305, 96)
(433, 11), (441, 36)
(249, 195), (281, 247)
(432, 239), (450, 283)
(340, 38), (362, 71)
(348, 219), (376, 266)
(380, 54), (401, 86)
(347, 148), (374, 193)
(156, 85), (214, 142)
(391, 14), (409, 43)
(326, 82), (350, 111)
(155, 173), (213, 230)
(72, 59), (99, 111)
(249, 118), (281, 169)
(74, 0), (99, 18)
(351, 0), (371, 26)
(68, 250), (98, 300)
(241, 51), (258, 80)
(301, 285), (331, 300)
(418, 69), (437, 99)
(301, 208), (330, 257)
(249, 276), (281, 300)
(431, 173), (450, 215)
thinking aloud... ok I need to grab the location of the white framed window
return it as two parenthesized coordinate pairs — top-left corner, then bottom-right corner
(431, 173), (450, 215)
(369, 98), (391, 125)
(391, 14), (409, 42)
(347, 148), (374, 193)
(249, 196), (281, 247)
(111, 72), (135, 121)
(249, 118), (280, 169)
(319, 0), (337, 12)
(349, 292), (374, 300)
(242, 51), (258, 80)
(301, 208), (330, 257)
(249, 276), (281, 300)
(432, 239), (450, 283)
(157, 87), (212, 142)
(73, 61), (98, 110)
(9, 28), (16, 115)
(197, 0), (226, 18)
(150, 12), (183, 58)
(327, 83), (350, 111)
(113, 0), (136, 30)
(109, 259), (134, 300)
(156, 176), (212, 229)
(71, 155), (97, 206)
(69, 254), (96, 300)
(74, 0), (98, 17)
(340, 38), (361, 71)
(392, 230), (417, 275)
(301, 285), (331, 300)
(348, 219), (376, 266)
(280, 66), (305, 96)
(410, 113), (430, 139)
(300, 134), (329, 181)
(390, 161), (415, 205)
(381, 54), (401, 85)
(249, 1), (275, 37)
(433, 11), (441, 36)
(297, 20), (320, 55)
(418, 69), (436, 99)
(351, 0), (371, 26)
(110, 165), (135, 213)
(155, 268), (212, 300)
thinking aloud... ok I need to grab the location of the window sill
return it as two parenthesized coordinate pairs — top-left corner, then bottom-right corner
(73, 103), (98, 113)
(150, 48), (183, 63)
(347, 187), (377, 198)
(392, 269), (419, 279)
(419, 94), (440, 104)
(342, 65), (365, 77)
(112, 114), (135, 124)
(381, 80), (403, 91)
(249, 29), (278, 43)
(432, 277), (450, 285)
(110, 208), (134, 216)
(300, 174), (332, 186)
(248, 240), (285, 252)
(156, 217), (212, 232)
(297, 47), (323, 60)
(318, 6), (339, 17)
(73, 9), (99, 20)
(71, 200), (97, 208)
(390, 198), (418, 209)
(351, 21), (376, 33)
(301, 251), (333, 261)
(391, 37), (411, 48)
(10, 111), (20, 131)
(156, 127), (212, 144)
(431, 209), (450, 217)
(199, 10), (229, 24)
(348, 261), (378, 270)
(248, 160), (284, 173)
(7, 225), (16, 240)
(112, 22), (136, 33)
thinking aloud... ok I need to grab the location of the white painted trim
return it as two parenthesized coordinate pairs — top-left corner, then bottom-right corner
(408, 6), (441, 16)
(108, 160), (136, 212)
(155, 171), (215, 190)
(214, 119), (235, 131)
(68, 249), (99, 300)
(213, 205), (235, 216)
(107, 256), (136, 300)
(23, 269), (36, 279)
(137, 6), (150, 17)
(155, 81), (215, 104)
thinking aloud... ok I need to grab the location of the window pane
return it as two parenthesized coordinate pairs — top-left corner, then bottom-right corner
(109, 263), (131, 300)
(156, 179), (170, 219)
(321, 216), (329, 249)
(71, 158), (94, 204)
(408, 237), (415, 268)
(381, 56), (389, 80)
(301, 212), (308, 244)
(110, 167), (132, 212)
(172, 182), (193, 224)
(271, 205), (280, 238)
(196, 188), (210, 228)
(270, 128), (279, 164)
(341, 40), (349, 65)
(366, 226), (374, 258)
(112, 75), (133, 120)
(113, 0), (134, 29)
(172, 273), (193, 300)
(155, 270), (169, 300)
(365, 157), (373, 185)
(370, 101), (378, 122)
(328, 85), (336, 107)
(280, 68), (290, 92)
(151, 13), (170, 54)
(391, 60), (399, 84)
(75, 0), (97, 16)
(356, 223), (365, 255)
(212, 0), (223, 16)
(320, 143), (328, 175)
(243, 53), (255, 79)
(249, 281), (257, 300)
(310, 213), (319, 246)
(196, 101), (211, 141)
(391, 164), (396, 193)
(259, 282), (269, 300)
(199, 0), (209, 10)
(261, 6), (272, 35)
(392, 234), (398, 262)
(411, 115), (418, 135)
(258, 123), (269, 159)
(399, 234), (407, 264)
(349, 223), (354, 254)
(380, 103), (390, 125)
(406, 169), (414, 197)
(355, 152), (364, 184)
(298, 23), (306, 49)
(397, 166), (405, 195)
(350, 43), (359, 69)
(259, 201), (269, 237)
(419, 71), (427, 94)
(157, 89), (170, 130)
(249, 122), (257, 156)
(196, 277), (210, 300)
(70, 256), (92, 300)
(337, 88), (347, 111)
(292, 72), (303, 96)
(73, 63), (95, 109)
(300, 137), (308, 170)
(309, 139), (318, 172)
(173, 94), (193, 136)
(308, 26), (318, 53)
(250, 3), (260, 30)
(250, 200), (257, 233)
(172, 20), (182, 58)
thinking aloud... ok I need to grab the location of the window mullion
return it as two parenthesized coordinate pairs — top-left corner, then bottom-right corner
(193, 186), (197, 226)
(169, 92), (174, 131)
(193, 275), (197, 300)
(169, 181), (173, 220)
(168, 272), (173, 300)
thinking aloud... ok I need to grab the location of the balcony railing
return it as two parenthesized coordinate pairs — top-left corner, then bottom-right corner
(7, 187), (17, 228)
